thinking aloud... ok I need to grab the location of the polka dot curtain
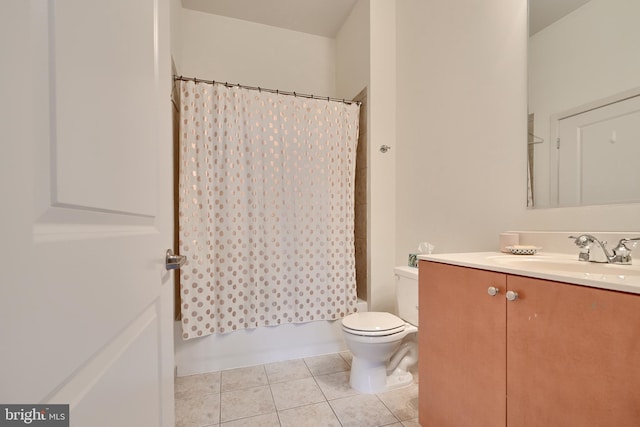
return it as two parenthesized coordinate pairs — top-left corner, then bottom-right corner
(178, 81), (360, 339)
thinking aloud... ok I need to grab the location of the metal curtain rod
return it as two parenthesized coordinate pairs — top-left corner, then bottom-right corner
(173, 75), (361, 106)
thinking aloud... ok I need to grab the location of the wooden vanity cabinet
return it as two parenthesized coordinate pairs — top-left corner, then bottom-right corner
(418, 260), (507, 427)
(419, 260), (640, 427)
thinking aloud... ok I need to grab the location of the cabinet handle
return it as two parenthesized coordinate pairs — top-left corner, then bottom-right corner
(487, 286), (500, 296)
(506, 290), (519, 301)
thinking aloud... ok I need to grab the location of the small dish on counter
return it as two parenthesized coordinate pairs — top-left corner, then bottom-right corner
(505, 245), (541, 255)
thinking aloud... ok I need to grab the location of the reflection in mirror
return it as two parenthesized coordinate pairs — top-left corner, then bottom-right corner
(527, 0), (640, 208)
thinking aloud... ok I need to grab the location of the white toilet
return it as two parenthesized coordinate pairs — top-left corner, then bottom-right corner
(341, 266), (419, 394)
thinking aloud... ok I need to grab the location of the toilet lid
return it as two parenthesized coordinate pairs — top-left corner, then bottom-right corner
(342, 312), (406, 336)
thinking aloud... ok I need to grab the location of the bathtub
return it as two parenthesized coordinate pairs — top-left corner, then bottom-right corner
(174, 298), (368, 376)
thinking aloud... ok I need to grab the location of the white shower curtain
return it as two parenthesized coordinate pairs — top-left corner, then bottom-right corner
(178, 80), (360, 339)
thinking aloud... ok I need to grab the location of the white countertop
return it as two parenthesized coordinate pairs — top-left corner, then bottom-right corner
(418, 252), (640, 295)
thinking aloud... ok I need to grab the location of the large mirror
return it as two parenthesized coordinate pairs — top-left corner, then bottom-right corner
(528, 0), (640, 208)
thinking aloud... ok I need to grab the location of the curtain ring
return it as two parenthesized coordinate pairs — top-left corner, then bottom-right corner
(294, 92), (297, 97)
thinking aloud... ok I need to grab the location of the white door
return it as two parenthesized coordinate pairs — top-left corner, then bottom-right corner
(1, 1), (175, 426)
(555, 94), (640, 206)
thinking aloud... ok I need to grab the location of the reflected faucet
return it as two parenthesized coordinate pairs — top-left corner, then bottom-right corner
(569, 235), (640, 265)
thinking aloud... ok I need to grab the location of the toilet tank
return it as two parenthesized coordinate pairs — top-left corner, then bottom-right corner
(394, 266), (419, 326)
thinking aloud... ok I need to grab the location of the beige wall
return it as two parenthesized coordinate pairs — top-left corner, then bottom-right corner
(368, 1), (397, 312)
(178, 8), (336, 97)
(335, 0), (370, 100)
(395, 0), (528, 258)
(169, 0), (182, 71)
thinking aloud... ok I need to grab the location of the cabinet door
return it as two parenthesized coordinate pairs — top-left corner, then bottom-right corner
(507, 275), (640, 426)
(419, 261), (507, 427)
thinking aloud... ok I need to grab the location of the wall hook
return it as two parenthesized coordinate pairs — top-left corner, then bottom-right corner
(379, 145), (391, 153)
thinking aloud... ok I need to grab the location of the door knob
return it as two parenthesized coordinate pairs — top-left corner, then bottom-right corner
(506, 290), (519, 301)
(487, 286), (500, 296)
(165, 249), (186, 270)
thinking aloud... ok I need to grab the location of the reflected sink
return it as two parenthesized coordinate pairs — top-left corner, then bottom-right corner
(488, 255), (640, 277)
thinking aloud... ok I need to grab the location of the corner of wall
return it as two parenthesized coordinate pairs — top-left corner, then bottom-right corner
(369, 0), (397, 313)
(169, 0), (182, 72)
(335, 0), (370, 99)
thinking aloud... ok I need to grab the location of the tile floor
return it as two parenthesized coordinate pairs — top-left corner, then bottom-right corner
(175, 351), (420, 427)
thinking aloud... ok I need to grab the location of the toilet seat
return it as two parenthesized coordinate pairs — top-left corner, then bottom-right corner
(342, 312), (406, 337)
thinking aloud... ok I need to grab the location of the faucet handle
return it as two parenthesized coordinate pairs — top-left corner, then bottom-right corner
(569, 235), (595, 248)
(619, 237), (640, 249)
(569, 235), (593, 261)
(611, 238), (640, 265)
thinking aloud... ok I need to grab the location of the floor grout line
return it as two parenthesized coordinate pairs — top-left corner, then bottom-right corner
(176, 352), (419, 427)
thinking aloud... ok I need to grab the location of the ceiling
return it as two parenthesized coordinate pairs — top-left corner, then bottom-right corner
(181, 0), (359, 38)
(529, 0), (592, 35)
(181, 0), (592, 39)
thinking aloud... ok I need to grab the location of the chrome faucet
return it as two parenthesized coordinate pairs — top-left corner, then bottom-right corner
(569, 235), (640, 265)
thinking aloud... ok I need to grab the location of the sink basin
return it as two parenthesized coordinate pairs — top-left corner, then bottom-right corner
(488, 255), (640, 277)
